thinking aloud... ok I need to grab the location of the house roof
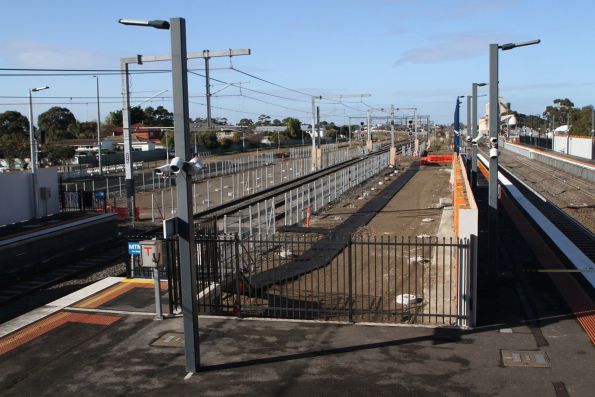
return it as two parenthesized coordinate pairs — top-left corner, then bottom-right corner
(111, 123), (167, 133)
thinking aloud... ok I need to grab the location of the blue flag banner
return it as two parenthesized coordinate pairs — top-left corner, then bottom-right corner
(453, 97), (461, 154)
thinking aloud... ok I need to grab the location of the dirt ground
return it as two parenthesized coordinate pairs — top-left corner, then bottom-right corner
(225, 148), (458, 325)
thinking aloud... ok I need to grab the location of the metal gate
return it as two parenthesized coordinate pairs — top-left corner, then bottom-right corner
(192, 233), (473, 327)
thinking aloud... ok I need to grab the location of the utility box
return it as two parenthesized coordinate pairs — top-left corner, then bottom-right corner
(140, 240), (165, 268)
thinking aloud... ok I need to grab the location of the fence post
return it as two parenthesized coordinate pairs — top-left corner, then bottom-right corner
(470, 235), (478, 328)
(234, 234), (242, 318)
(348, 235), (354, 323)
(103, 189), (107, 213)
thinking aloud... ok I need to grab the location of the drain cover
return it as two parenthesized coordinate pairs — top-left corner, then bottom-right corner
(151, 332), (185, 348)
(501, 350), (550, 368)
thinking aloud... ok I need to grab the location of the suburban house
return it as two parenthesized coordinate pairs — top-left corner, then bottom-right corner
(216, 126), (242, 140)
(57, 139), (115, 154)
(111, 123), (168, 141)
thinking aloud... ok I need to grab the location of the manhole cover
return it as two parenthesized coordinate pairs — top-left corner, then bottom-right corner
(151, 332), (185, 348)
(501, 350), (550, 368)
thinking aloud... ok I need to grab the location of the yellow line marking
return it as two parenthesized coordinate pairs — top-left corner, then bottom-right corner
(75, 283), (132, 308)
(121, 278), (156, 284)
(0, 312), (70, 350)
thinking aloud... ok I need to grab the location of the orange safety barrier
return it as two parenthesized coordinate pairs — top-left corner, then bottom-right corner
(451, 153), (471, 239)
(420, 154), (454, 165)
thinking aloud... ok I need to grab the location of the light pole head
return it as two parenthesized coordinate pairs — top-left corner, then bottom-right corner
(118, 18), (170, 30)
(476, 83), (487, 87)
(31, 86), (49, 92)
(499, 39), (540, 51)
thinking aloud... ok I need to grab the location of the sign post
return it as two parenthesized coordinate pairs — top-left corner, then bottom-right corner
(140, 240), (164, 320)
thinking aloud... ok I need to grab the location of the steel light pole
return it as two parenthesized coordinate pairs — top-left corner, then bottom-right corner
(119, 17), (199, 374)
(28, 86), (49, 219)
(487, 39), (540, 277)
(28, 86), (49, 174)
(471, 83), (486, 189)
(93, 76), (103, 176)
(454, 96), (464, 154)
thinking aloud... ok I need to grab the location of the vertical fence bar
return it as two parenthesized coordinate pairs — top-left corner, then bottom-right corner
(234, 234), (242, 318)
(348, 235), (353, 322)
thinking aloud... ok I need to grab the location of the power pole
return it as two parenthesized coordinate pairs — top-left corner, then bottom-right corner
(201, 49), (251, 129)
(390, 104), (396, 166)
(120, 48), (250, 222)
(310, 94), (370, 170)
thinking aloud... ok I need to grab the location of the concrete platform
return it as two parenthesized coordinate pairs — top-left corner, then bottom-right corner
(1, 277), (594, 396)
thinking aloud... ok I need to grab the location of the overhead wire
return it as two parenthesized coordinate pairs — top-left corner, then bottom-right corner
(1, 66), (371, 123)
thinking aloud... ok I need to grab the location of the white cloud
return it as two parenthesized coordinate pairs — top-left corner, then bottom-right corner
(0, 41), (109, 68)
(394, 33), (511, 66)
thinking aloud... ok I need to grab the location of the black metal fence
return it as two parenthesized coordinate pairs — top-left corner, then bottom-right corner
(59, 189), (108, 213)
(519, 133), (553, 150)
(189, 233), (471, 326)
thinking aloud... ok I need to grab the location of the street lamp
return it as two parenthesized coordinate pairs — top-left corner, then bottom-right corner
(454, 95), (465, 154)
(119, 17), (199, 374)
(92, 76), (103, 176)
(28, 86), (49, 174)
(28, 85), (49, 219)
(471, 83), (487, 188)
(487, 39), (540, 278)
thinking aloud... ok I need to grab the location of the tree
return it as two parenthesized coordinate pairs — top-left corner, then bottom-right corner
(106, 106), (145, 126)
(42, 144), (75, 165)
(0, 133), (29, 161)
(543, 98), (593, 135)
(257, 114), (271, 126)
(339, 125), (350, 137)
(285, 117), (302, 139)
(162, 133), (175, 150)
(218, 138), (232, 149)
(77, 121), (98, 139)
(0, 110), (29, 137)
(145, 105), (174, 127)
(37, 107), (77, 141)
(238, 118), (253, 126)
(324, 122), (339, 140)
(213, 117), (228, 126)
(197, 131), (218, 148)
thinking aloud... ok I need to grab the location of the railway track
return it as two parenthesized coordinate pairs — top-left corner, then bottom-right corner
(476, 152), (594, 281)
(477, 147), (594, 262)
(198, 148), (389, 219)
(497, 163), (595, 262)
(0, 238), (127, 306)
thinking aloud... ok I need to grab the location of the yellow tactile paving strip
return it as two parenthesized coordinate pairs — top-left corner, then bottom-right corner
(74, 279), (168, 309)
(0, 279), (169, 357)
(0, 312), (120, 357)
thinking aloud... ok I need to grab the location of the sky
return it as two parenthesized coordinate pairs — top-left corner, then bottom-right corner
(1, 0), (594, 127)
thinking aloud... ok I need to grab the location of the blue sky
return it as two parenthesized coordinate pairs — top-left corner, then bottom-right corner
(1, 0), (593, 126)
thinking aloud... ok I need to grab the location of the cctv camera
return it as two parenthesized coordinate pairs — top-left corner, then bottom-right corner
(154, 164), (171, 176)
(466, 136), (471, 142)
(489, 148), (498, 158)
(169, 157), (184, 173)
(490, 137), (497, 143)
(186, 157), (204, 176)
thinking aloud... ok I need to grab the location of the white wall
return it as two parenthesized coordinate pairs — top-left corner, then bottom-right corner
(553, 135), (593, 159)
(0, 168), (59, 225)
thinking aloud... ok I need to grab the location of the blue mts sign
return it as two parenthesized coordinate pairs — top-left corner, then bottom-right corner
(128, 242), (141, 255)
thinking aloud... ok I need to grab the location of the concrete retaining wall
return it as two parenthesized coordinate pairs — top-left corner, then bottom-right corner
(531, 152), (595, 183)
(503, 143), (595, 183)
